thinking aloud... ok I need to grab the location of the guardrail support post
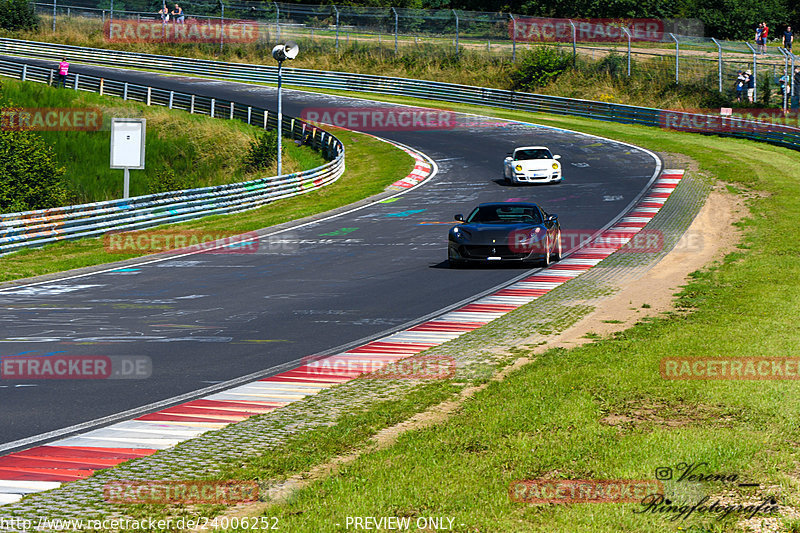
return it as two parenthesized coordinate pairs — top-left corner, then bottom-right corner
(168, 90), (173, 108)
(210, 98), (215, 117)
(711, 38), (723, 92)
(669, 33), (679, 83)
(52, 0), (57, 32)
(510, 14), (516, 62)
(247, 106), (251, 124)
(190, 94), (195, 114)
(123, 82), (128, 100)
(333, 6), (339, 52)
(146, 86), (151, 105)
(48, 69), (54, 86)
(102, 10), (105, 24)
(21, 64), (26, 81)
(230, 102), (234, 119)
(392, 7), (398, 56)
(99, 78), (104, 95)
(778, 48), (789, 111)
(745, 41), (757, 102)
(74, 73), (79, 90)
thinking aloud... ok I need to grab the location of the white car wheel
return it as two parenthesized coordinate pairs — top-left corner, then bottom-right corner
(542, 235), (551, 267)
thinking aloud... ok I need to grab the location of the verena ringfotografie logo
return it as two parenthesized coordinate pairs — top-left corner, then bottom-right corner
(301, 107), (456, 132)
(660, 109), (800, 134)
(103, 230), (259, 254)
(509, 479), (663, 503)
(661, 357), (800, 380)
(104, 20), (258, 43)
(1, 355), (151, 380)
(0, 107), (102, 131)
(301, 355), (455, 380)
(510, 18), (664, 42)
(104, 480), (258, 504)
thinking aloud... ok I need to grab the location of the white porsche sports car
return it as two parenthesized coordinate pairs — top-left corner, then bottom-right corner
(503, 146), (562, 185)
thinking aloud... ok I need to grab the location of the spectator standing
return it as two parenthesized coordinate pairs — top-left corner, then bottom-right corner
(755, 23), (764, 53)
(171, 4), (184, 24)
(57, 58), (69, 88)
(779, 68), (791, 109)
(735, 70), (746, 102)
(745, 69), (755, 102)
(158, 5), (169, 24)
(783, 26), (793, 52)
(762, 22), (769, 53)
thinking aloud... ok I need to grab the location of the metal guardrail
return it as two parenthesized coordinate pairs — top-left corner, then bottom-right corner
(0, 56), (345, 255)
(1, 37), (799, 152)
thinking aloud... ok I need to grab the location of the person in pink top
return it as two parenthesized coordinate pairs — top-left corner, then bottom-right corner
(57, 58), (69, 88)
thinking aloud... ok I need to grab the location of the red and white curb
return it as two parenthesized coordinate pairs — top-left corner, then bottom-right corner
(0, 171), (684, 506)
(387, 146), (434, 190)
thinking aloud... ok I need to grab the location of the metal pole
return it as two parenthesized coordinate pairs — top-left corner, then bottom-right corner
(277, 60), (283, 176)
(779, 48), (789, 111)
(510, 14), (516, 62)
(711, 38), (723, 92)
(569, 20), (576, 61)
(334, 6), (339, 52)
(392, 7), (398, 56)
(219, 2), (224, 53)
(110, 0), (113, 22)
(670, 33), (679, 83)
(622, 27), (631, 76)
(453, 10), (459, 56)
(52, 0), (56, 32)
(745, 41), (757, 102)
(123, 168), (130, 199)
(274, 2), (279, 41)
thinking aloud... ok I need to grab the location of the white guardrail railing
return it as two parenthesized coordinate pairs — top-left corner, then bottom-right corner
(0, 54), (345, 255)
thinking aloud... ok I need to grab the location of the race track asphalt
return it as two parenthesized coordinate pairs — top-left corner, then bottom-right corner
(0, 57), (659, 449)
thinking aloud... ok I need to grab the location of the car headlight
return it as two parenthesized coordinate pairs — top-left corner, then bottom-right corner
(552, 163), (560, 170)
(450, 227), (468, 242)
(515, 164), (522, 171)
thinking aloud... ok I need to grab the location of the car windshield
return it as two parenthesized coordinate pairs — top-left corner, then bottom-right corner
(515, 149), (552, 160)
(466, 205), (542, 224)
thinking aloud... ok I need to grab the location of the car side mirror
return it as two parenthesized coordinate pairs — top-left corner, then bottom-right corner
(547, 214), (558, 222)
(553, 154), (561, 160)
(504, 156), (512, 161)
(454, 214), (464, 222)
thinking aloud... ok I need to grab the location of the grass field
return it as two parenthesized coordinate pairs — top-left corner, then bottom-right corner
(165, 102), (800, 533)
(0, 126), (412, 282)
(1, 78), (325, 204)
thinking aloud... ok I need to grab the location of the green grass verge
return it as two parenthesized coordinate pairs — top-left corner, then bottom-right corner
(1, 78), (325, 203)
(198, 100), (800, 532)
(0, 126), (412, 282)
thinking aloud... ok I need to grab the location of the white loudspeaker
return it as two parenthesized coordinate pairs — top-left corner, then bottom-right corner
(272, 41), (299, 61)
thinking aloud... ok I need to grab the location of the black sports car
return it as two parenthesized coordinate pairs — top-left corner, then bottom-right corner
(448, 202), (561, 267)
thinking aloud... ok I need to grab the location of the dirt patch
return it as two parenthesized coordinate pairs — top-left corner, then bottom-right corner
(533, 182), (746, 352)
(601, 401), (738, 430)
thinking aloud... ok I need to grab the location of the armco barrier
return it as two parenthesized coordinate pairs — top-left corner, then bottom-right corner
(1, 38), (800, 150)
(0, 56), (344, 255)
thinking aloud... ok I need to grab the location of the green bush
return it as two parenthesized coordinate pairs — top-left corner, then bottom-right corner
(147, 167), (189, 194)
(0, 0), (39, 31)
(0, 129), (69, 214)
(243, 130), (278, 172)
(510, 46), (573, 92)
